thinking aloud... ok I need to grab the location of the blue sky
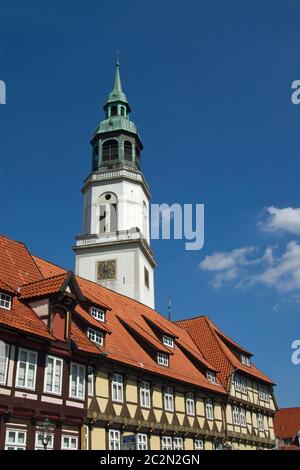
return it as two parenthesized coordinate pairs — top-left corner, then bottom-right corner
(1, 0), (300, 406)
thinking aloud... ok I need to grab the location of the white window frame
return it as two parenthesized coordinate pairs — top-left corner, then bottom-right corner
(109, 429), (121, 450)
(157, 352), (169, 367)
(0, 341), (10, 385)
(164, 386), (174, 412)
(136, 433), (148, 450)
(257, 413), (265, 431)
(87, 327), (104, 346)
(61, 434), (78, 450)
(161, 436), (172, 450)
(173, 437), (184, 450)
(35, 431), (54, 450)
(69, 362), (86, 400)
(88, 367), (94, 397)
(162, 336), (174, 348)
(186, 392), (195, 416)
(112, 373), (124, 403)
(44, 355), (63, 395)
(16, 348), (38, 390)
(233, 405), (241, 425)
(205, 398), (214, 420)
(233, 374), (247, 395)
(207, 371), (216, 383)
(240, 408), (246, 427)
(90, 307), (105, 322)
(140, 381), (151, 409)
(258, 384), (269, 402)
(194, 439), (204, 450)
(241, 354), (251, 366)
(0, 292), (12, 310)
(5, 428), (27, 450)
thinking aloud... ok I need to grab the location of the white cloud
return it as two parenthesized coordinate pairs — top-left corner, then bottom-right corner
(251, 241), (300, 291)
(260, 206), (300, 235)
(200, 242), (300, 292)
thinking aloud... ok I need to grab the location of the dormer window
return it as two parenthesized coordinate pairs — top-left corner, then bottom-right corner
(162, 336), (174, 348)
(157, 352), (169, 367)
(87, 328), (104, 346)
(90, 307), (105, 322)
(207, 371), (216, 383)
(0, 292), (12, 310)
(241, 354), (251, 366)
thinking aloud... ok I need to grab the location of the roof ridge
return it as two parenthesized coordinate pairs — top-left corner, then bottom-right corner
(175, 314), (208, 324)
(19, 271), (67, 288)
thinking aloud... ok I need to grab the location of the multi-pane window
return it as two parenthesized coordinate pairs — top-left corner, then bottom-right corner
(205, 398), (214, 420)
(5, 429), (27, 450)
(161, 436), (172, 450)
(112, 374), (123, 403)
(173, 437), (184, 450)
(194, 439), (204, 450)
(240, 408), (246, 427)
(164, 387), (174, 412)
(0, 292), (12, 310)
(69, 362), (85, 399)
(16, 348), (38, 390)
(0, 342), (9, 385)
(157, 353), (169, 367)
(207, 371), (216, 383)
(90, 307), (105, 322)
(87, 328), (104, 346)
(137, 433), (148, 450)
(241, 354), (251, 366)
(257, 413), (265, 431)
(233, 405), (240, 425)
(61, 435), (78, 450)
(233, 406), (247, 427)
(258, 384), (269, 402)
(186, 392), (195, 416)
(44, 355), (63, 395)
(109, 430), (121, 450)
(140, 381), (151, 408)
(35, 432), (54, 450)
(233, 374), (247, 394)
(162, 336), (174, 348)
(88, 367), (94, 397)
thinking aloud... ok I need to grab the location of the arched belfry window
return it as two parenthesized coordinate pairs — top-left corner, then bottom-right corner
(111, 105), (118, 116)
(135, 146), (141, 169)
(124, 141), (132, 161)
(92, 145), (99, 171)
(102, 139), (118, 162)
(98, 192), (118, 233)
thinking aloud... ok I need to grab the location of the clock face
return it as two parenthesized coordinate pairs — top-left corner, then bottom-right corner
(97, 260), (116, 280)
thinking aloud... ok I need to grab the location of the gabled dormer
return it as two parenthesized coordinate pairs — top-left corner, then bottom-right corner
(19, 271), (84, 342)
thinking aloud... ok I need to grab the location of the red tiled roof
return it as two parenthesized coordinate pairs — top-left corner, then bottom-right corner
(74, 304), (111, 333)
(0, 235), (43, 289)
(0, 297), (53, 340)
(176, 315), (273, 387)
(0, 279), (18, 295)
(19, 273), (68, 299)
(71, 322), (100, 355)
(275, 408), (300, 440)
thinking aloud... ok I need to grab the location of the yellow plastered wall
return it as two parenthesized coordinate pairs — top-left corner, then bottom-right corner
(184, 438), (194, 450)
(126, 379), (138, 403)
(91, 427), (106, 450)
(152, 386), (162, 408)
(150, 435), (161, 450)
(175, 393), (185, 413)
(95, 370), (109, 398)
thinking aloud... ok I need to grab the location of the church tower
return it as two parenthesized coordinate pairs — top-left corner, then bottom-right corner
(74, 60), (156, 308)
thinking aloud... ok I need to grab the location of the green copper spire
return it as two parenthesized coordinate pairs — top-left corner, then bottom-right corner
(104, 57), (130, 111)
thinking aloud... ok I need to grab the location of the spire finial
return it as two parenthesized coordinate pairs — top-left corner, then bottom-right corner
(113, 52), (122, 92)
(116, 49), (120, 67)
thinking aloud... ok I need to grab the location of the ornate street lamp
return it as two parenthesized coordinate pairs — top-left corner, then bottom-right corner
(40, 417), (53, 450)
